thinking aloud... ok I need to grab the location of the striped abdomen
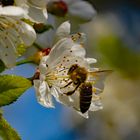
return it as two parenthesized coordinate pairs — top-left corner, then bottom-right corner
(80, 83), (92, 113)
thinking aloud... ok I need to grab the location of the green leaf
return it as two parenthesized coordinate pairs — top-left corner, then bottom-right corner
(96, 36), (140, 79)
(0, 60), (5, 73)
(0, 114), (21, 140)
(0, 75), (32, 107)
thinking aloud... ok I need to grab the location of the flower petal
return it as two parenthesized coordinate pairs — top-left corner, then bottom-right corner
(0, 38), (16, 68)
(86, 58), (97, 64)
(28, 6), (48, 23)
(0, 6), (26, 17)
(55, 21), (70, 41)
(34, 80), (54, 108)
(77, 111), (89, 119)
(39, 56), (49, 74)
(15, 0), (48, 22)
(45, 38), (87, 69)
(14, 0), (29, 14)
(68, 1), (96, 21)
(0, 15), (36, 68)
(20, 22), (36, 46)
(28, 0), (48, 8)
(89, 100), (103, 111)
(51, 86), (71, 105)
(45, 38), (73, 65)
(71, 43), (86, 57)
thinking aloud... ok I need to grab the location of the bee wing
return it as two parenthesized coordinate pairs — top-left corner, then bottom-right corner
(89, 70), (113, 76)
(88, 70), (113, 94)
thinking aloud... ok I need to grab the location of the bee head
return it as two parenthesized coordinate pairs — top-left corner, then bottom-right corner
(68, 64), (79, 75)
(68, 64), (87, 84)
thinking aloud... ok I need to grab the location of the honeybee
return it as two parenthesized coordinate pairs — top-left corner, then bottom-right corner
(63, 64), (111, 113)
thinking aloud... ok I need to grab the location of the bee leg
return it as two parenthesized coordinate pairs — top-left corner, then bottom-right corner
(64, 83), (80, 96)
(62, 81), (73, 88)
(64, 90), (75, 96)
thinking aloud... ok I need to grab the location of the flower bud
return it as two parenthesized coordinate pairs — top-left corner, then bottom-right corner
(33, 23), (47, 33)
(47, 1), (68, 17)
(33, 23), (53, 33)
(31, 48), (51, 64)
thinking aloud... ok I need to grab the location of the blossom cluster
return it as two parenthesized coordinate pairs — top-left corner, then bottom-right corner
(0, 0), (108, 118)
(34, 21), (106, 118)
(0, 0), (96, 68)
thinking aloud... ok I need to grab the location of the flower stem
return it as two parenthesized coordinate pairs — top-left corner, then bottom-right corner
(16, 59), (34, 66)
(33, 42), (43, 50)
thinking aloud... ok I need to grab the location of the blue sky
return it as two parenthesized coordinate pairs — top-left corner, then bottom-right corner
(2, 64), (79, 140)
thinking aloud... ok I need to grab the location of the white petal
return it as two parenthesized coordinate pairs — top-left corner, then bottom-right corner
(89, 100), (103, 111)
(15, 0), (48, 22)
(62, 55), (89, 68)
(45, 38), (87, 68)
(20, 22), (36, 46)
(52, 86), (72, 105)
(43, 8), (48, 20)
(39, 56), (49, 74)
(51, 86), (59, 99)
(0, 15), (36, 67)
(77, 111), (89, 119)
(0, 6), (26, 17)
(51, 86), (73, 106)
(69, 1), (96, 21)
(45, 38), (73, 65)
(55, 21), (70, 41)
(28, 6), (48, 23)
(71, 43), (86, 57)
(86, 58), (97, 64)
(0, 38), (16, 68)
(28, 0), (48, 8)
(34, 80), (54, 108)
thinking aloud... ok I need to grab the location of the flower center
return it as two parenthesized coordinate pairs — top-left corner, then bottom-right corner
(42, 48), (51, 56)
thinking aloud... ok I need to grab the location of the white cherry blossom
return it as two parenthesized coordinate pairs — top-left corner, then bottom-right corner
(47, 0), (96, 26)
(0, 6), (36, 68)
(10, 0), (49, 23)
(65, 0), (96, 22)
(34, 21), (107, 118)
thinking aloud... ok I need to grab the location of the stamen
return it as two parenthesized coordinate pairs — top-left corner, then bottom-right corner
(58, 67), (69, 72)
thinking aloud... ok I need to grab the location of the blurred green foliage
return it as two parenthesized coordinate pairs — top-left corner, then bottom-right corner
(96, 36), (140, 79)
(0, 113), (21, 140)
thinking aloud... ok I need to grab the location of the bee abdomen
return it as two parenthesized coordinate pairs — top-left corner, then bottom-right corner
(80, 83), (92, 113)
